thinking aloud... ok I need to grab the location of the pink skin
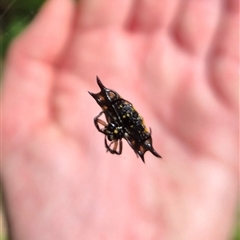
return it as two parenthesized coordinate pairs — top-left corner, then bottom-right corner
(2, 0), (239, 239)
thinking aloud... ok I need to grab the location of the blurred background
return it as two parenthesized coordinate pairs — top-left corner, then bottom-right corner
(1, 2), (45, 240)
(0, 0), (239, 240)
(0, 0), (44, 75)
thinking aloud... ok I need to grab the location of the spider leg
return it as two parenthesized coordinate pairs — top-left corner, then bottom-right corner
(118, 139), (122, 155)
(104, 135), (113, 152)
(113, 139), (122, 155)
(112, 140), (118, 152)
(105, 140), (114, 152)
(94, 111), (107, 133)
(105, 136), (122, 155)
(107, 140), (115, 151)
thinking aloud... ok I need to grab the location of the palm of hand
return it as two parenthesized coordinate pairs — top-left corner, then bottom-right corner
(3, 1), (238, 239)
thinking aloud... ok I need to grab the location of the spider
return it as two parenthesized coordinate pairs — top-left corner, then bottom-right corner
(88, 76), (161, 163)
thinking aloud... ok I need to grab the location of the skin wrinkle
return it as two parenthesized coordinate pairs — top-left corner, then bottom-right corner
(207, 56), (239, 112)
(205, 2), (239, 110)
(141, 35), (193, 156)
(171, 0), (223, 56)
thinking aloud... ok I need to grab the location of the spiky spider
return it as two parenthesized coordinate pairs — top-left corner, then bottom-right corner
(88, 76), (161, 163)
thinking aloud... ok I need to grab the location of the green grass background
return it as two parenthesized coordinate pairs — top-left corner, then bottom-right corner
(0, 0), (239, 239)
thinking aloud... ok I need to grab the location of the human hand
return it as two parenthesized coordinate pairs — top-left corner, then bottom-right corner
(2, 0), (238, 239)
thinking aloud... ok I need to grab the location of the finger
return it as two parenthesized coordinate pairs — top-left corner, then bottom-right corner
(8, 0), (75, 62)
(2, 0), (74, 143)
(209, 0), (239, 110)
(173, 0), (222, 56)
(77, 0), (133, 28)
(128, 0), (180, 31)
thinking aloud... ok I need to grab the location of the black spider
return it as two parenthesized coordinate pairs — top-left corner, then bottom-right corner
(88, 76), (161, 163)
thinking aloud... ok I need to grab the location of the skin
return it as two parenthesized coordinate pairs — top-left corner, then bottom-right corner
(2, 0), (239, 239)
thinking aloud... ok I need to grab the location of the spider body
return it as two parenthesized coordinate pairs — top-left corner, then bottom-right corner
(88, 76), (161, 163)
